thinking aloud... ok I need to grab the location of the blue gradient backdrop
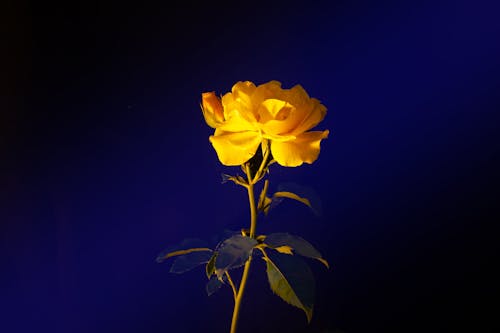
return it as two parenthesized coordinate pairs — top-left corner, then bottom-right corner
(3, 1), (499, 332)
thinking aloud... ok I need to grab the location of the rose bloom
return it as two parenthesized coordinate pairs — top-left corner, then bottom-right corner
(201, 80), (329, 167)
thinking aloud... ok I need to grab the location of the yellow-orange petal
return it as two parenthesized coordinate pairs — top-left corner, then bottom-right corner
(258, 99), (303, 136)
(201, 92), (224, 128)
(231, 81), (256, 102)
(270, 130), (329, 167)
(251, 81), (283, 107)
(209, 130), (262, 166)
(218, 110), (258, 132)
(225, 81), (257, 117)
(258, 98), (288, 121)
(222, 91), (258, 124)
(291, 100), (327, 135)
(284, 84), (311, 107)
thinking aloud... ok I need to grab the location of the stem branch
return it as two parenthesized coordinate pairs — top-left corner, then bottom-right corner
(225, 271), (237, 301)
(252, 141), (270, 184)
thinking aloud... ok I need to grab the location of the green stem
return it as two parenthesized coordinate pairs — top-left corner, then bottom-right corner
(253, 140), (270, 184)
(247, 172), (258, 238)
(229, 164), (258, 333)
(229, 257), (252, 333)
(225, 271), (237, 301)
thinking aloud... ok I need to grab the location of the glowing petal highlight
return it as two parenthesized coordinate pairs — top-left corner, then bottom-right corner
(271, 130), (329, 167)
(201, 92), (224, 128)
(209, 130), (262, 166)
(291, 100), (327, 135)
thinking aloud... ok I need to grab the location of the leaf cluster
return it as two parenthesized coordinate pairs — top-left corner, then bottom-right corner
(157, 232), (329, 322)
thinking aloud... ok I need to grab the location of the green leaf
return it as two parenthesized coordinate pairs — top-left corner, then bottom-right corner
(264, 233), (329, 268)
(156, 238), (212, 263)
(170, 251), (213, 274)
(273, 191), (312, 209)
(274, 245), (294, 255)
(215, 235), (258, 279)
(206, 252), (217, 279)
(276, 182), (323, 217)
(264, 251), (315, 323)
(206, 275), (224, 296)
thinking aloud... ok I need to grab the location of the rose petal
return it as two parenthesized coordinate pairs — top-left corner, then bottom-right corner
(285, 84), (311, 107)
(221, 81), (257, 119)
(232, 81), (256, 104)
(222, 89), (257, 124)
(251, 81), (283, 107)
(270, 130), (329, 167)
(258, 100), (303, 136)
(209, 130), (262, 166)
(201, 92), (224, 128)
(218, 112), (257, 132)
(291, 100), (327, 135)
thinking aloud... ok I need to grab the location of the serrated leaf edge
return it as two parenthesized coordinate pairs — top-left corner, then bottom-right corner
(214, 235), (257, 279)
(263, 256), (313, 323)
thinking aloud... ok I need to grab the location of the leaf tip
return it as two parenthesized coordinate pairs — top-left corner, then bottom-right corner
(318, 258), (330, 269)
(305, 307), (313, 323)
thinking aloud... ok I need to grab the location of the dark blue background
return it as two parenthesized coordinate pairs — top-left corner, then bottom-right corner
(2, 1), (499, 332)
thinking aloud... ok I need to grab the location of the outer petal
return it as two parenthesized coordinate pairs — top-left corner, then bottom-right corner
(209, 130), (262, 166)
(291, 100), (327, 135)
(201, 92), (224, 128)
(270, 130), (329, 167)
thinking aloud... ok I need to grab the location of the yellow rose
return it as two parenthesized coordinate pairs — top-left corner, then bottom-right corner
(201, 81), (329, 167)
